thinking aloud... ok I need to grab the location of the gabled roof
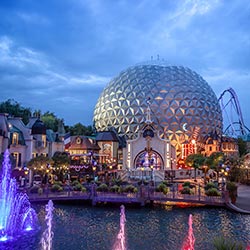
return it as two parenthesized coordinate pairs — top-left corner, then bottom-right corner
(68, 136), (100, 150)
(8, 117), (31, 140)
(95, 131), (119, 141)
(0, 113), (9, 137)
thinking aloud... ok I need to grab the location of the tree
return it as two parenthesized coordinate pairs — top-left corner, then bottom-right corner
(237, 137), (248, 157)
(41, 111), (61, 132)
(27, 155), (54, 175)
(67, 123), (94, 136)
(0, 99), (32, 124)
(206, 152), (224, 182)
(52, 152), (70, 182)
(185, 154), (206, 181)
(52, 152), (70, 168)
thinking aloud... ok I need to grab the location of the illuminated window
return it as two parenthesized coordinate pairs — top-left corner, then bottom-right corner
(42, 135), (46, 147)
(12, 133), (18, 145)
(13, 152), (19, 167)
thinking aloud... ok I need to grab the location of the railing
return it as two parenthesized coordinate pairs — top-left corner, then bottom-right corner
(26, 185), (227, 206)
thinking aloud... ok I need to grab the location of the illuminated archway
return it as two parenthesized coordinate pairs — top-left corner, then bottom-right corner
(134, 150), (164, 170)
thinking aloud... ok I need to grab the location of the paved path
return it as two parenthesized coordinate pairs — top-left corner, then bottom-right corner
(234, 184), (250, 212)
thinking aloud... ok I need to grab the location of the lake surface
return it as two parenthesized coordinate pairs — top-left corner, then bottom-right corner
(1, 202), (250, 250)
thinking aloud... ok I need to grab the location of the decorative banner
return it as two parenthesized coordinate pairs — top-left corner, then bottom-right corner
(69, 165), (90, 172)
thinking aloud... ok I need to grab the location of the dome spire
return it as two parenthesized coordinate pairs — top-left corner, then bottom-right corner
(145, 97), (152, 124)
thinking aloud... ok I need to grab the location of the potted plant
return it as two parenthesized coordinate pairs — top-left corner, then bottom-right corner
(226, 181), (238, 204)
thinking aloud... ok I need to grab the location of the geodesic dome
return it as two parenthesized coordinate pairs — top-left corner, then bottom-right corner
(93, 63), (222, 154)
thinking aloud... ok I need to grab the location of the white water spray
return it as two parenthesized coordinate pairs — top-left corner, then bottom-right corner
(41, 200), (54, 250)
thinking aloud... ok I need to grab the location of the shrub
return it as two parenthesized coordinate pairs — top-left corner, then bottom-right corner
(30, 186), (39, 193)
(155, 183), (168, 194)
(180, 187), (193, 195)
(182, 181), (191, 187)
(72, 180), (80, 186)
(110, 185), (120, 193)
(213, 236), (245, 250)
(205, 182), (217, 190)
(54, 181), (63, 186)
(96, 183), (108, 192)
(111, 178), (122, 186)
(226, 182), (237, 192)
(73, 183), (85, 192)
(51, 184), (63, 192)
(205, 188), (220, 196)
(124, 184), (137, 193)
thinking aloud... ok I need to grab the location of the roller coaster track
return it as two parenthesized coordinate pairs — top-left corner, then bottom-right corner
(218, 88), (250, 137)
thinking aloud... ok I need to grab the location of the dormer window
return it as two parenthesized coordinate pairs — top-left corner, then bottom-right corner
(12, 133), (18, 145)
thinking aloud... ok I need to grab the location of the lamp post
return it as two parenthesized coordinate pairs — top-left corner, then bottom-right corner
(93, 165), (96, 182)
(150, 165), (154, 186)
(170, 158), (174, 183)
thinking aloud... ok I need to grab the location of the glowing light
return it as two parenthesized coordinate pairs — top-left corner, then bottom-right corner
(25, 226), (33, 231)
(0, 235), (8, 242)
(0, 149), (37, 240)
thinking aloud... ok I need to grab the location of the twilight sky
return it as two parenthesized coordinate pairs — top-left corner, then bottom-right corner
(0, 0), (249, 131)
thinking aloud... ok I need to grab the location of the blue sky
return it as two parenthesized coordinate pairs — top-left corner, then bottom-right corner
(0, 0), (249, 131)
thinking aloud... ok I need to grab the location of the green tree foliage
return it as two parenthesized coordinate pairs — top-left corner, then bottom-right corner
(67, 123), (94, 136)
(52, 151), (70, 168)
(237, 137), (248, 157)
(27, 155), (54, 172)
(185, 153), (206, 181)
(206, 152), (224, 181)
(0, 99), (32, 124)
(41, 111), (61, 132)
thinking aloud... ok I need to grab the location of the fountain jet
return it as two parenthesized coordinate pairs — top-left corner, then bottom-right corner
(113, 205), (126, 250)
(182, 214), (195, 250)
(41, 200), (54, 250)
(0, 149), (37, 241)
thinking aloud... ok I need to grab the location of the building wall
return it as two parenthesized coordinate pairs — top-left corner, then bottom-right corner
(123, 130), (173, 170)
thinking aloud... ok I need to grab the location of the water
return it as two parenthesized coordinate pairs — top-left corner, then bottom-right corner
(1, 202), (249, 250)
(0, 150), (37, 242)
(41, 200), (54, 250)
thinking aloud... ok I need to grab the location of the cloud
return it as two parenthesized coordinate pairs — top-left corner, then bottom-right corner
(0, 36), (110, 125)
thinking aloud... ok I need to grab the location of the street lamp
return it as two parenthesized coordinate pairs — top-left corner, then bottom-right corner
(93, 165), (96, 182)
(150, 165), (154, 185)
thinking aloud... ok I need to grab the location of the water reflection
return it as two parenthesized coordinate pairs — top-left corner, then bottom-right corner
(1, 204), (250, 250)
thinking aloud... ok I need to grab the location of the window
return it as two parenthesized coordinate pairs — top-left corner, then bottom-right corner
(12, 133), (18, 145)
(13, 152), (19, 168)
(42, 135), (46, 147)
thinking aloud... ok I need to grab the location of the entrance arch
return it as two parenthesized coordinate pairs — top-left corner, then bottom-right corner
(134, 150), (164, 170)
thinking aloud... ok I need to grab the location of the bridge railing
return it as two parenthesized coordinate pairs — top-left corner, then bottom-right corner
(26, 184), (227, 205)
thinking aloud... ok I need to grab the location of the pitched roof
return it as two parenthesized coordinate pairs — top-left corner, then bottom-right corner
(95, 131), (119, 141)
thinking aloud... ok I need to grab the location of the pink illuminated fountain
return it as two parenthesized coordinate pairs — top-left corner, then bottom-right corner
(41, 200), (54, 250)
(0, 149), (37, 242)
(182, 214), (195, 250)
(113, 205), (126, 250)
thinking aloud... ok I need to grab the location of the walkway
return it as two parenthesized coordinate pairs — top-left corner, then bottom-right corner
(231, 184), (250, 213)
(27, 187), (225, 207)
